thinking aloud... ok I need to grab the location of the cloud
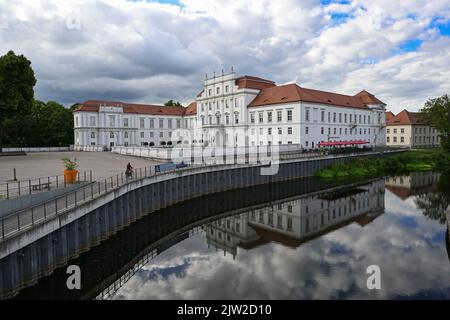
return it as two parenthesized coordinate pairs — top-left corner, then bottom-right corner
(0, 0), (449, 111)
(112, 185), (450, 300)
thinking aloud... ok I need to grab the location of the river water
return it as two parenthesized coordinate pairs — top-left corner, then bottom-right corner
(11, 172), (450, 300)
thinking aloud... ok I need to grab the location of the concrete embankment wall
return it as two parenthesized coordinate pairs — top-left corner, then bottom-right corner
(6, 177), (380, 300)
(0, 152), (397, 261)
(0, 152), (399, 299)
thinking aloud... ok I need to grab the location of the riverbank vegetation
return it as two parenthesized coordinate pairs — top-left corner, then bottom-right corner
(316, 149), (450, 179)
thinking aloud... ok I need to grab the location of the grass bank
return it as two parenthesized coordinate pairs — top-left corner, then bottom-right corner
(316, 149), (450, 179)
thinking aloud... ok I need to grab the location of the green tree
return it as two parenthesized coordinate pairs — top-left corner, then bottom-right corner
(164, 99), (183, 107)
(0, 50), (37, 146)
(420, 94), (450, 152)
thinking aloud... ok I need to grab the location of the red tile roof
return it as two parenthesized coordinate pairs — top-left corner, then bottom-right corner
(354, 90), (386, 106)
(235, 75), (276, 90)
(248, 83), (381, 109)
(387, 109), (423, 125)
(74, 100), (186, 116)
(385, 111), (395, 122)
(184, 102), (197, 116)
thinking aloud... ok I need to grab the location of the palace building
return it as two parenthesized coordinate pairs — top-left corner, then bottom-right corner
(74, 70), (387, 150)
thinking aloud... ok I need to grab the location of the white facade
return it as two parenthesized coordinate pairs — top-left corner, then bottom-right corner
(74, 105), (189, 149)
(205, 179), (385, 256)
(74, 70), (387, 150)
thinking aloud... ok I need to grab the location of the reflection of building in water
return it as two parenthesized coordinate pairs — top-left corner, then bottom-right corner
(205, 180), (385, 257)
(385, 172), (441, 200)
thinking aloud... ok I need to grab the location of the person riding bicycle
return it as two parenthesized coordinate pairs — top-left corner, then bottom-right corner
(126, 162), (133, 178)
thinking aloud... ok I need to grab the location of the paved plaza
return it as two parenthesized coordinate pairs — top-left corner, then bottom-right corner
(0, 152), (161, 183)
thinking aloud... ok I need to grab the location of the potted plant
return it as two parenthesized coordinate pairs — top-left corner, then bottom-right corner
(62, 157), (79, 184)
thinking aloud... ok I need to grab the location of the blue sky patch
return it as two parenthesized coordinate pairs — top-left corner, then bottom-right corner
(399, 39), (422, 52)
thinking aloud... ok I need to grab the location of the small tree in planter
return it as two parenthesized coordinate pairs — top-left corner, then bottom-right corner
(62, 157), (79, 184)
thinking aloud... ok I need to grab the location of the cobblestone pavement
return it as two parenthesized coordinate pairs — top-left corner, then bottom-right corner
(0, 151), (161, 183)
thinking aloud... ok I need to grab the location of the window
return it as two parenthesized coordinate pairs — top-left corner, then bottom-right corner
(123, 118), (128, 127)
(234, 114), (239, 124)
(150, 132), (154, 138)
(339, 113), (342, 123)
(268, 111), (272, 123)
(259, 112), (263, 123)
(278, 127), (282, 135)
(305, 127), (309, 134)
(401, 128), (404, 133)
(287, 110), (292, 121)
(160, 132), (163, 138)
(250, 113), (255, 124)
(277, 110), (282, 122)
(387, 128), (390, 133)
(168, 119), (172, 129)
(110, 132), (114, 138)
(321, 110), (325, 122)
(75, 117), (79, 126)
(209, 115), (212, 124)
(268, 128), (272, 135)
(287, 217), (293, 231)
(216, 87), (220, 94)
(140, 132), (144, 138)
(140, 118), (145, 128)
(159, 119), (164, 128)
(333, 113), (336, 123)
(208, 89), (212, 96)
(90, 132), (95, 138)
(226, 115), (230, 125)
(394, 128), (397, 134)
(344, 114), (347, 123)
(393, 137), (397, 143)
(177, 119), (181, 128)
(225, 85), (229, 93)
(401, 137), (404, 143)
(305, 109), (310, 121)
(109, 115), (115, 127)
(89, 116), (96, 126)
(321, 127), (324, 134)
(288, 127), (292, 135)
(124, 132), (129, 139)
(334, 128), (337, 135)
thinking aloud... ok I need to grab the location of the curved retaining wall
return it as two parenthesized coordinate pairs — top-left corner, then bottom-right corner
(0, 152), (392, 261)
(2, 176), (380, 300)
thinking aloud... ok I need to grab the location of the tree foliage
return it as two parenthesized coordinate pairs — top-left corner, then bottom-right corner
(0, 50), (37, 146)
(0, 51), (74, 147)
(420, 94), (450, 152)
(164, 99), (183, 107)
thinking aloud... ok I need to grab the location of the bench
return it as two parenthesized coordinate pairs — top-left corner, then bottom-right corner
(32, 182), (51, 191)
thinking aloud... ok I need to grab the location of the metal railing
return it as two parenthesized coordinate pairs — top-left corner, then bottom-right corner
(0, 163), (216, 241)
(0, 148), (403, 242)
(0, 171), (93, 201)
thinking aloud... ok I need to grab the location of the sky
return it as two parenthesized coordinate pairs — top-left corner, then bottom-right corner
(0, 0), (449, 113)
